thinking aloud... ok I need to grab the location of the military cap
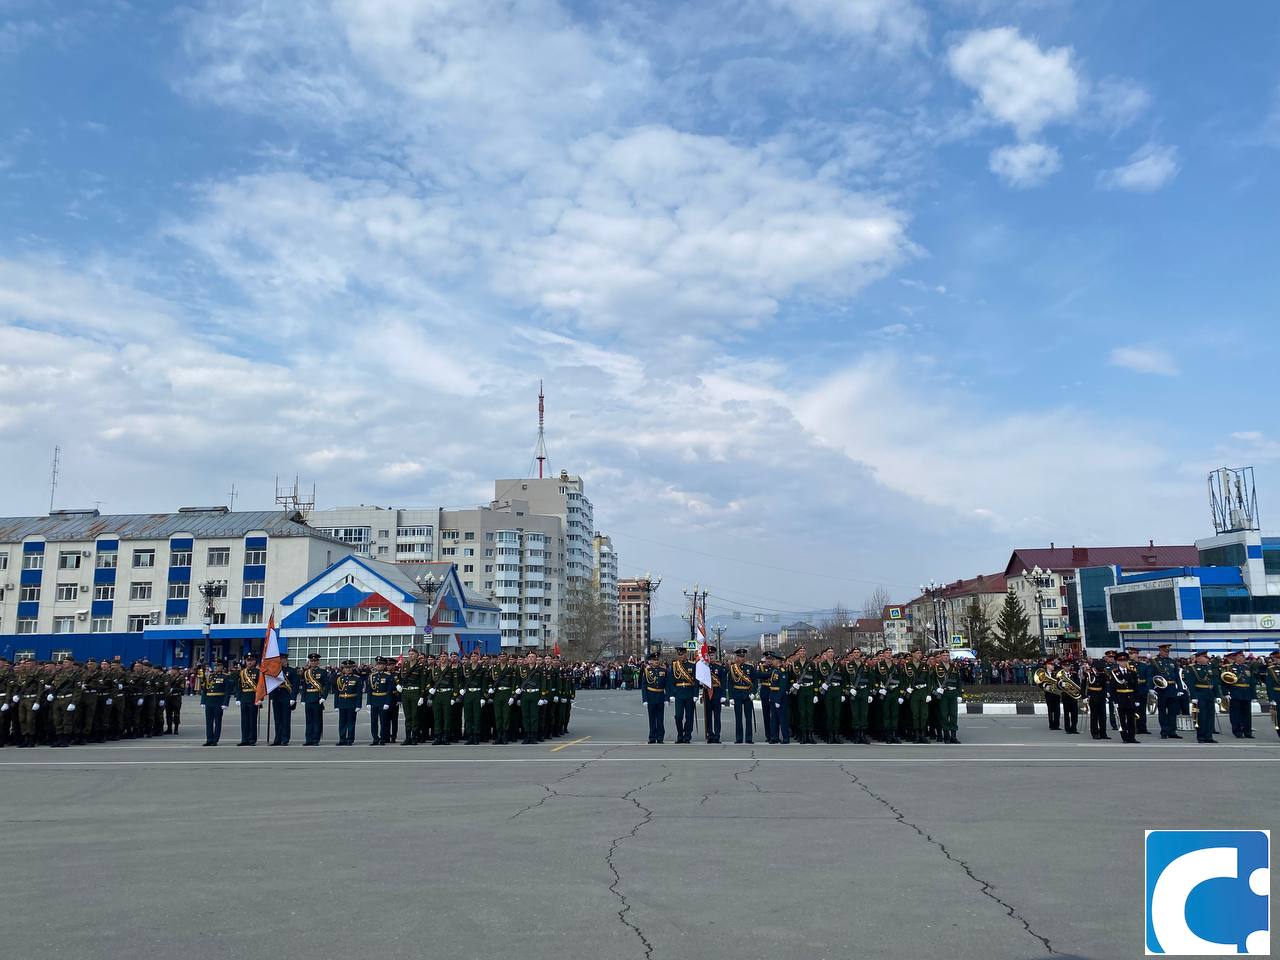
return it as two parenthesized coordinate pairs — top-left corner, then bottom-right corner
(307, 653), (321, 661)
(1157, 643), (1171, 650)
(646, 651), (659, 661)
(734, 647), (748, 656)
(1115, 652), (1130, 661)
(707, 646), (717, 654)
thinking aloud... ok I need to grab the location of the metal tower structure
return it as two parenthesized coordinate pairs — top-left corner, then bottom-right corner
(531, 380), (549, 479)
(275, 475), (316, 520)
(1208, 466), (1259, 534)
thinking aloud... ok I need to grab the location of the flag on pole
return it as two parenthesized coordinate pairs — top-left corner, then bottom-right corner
(694, 602), (712, 692)
(552, 641), (561, 657)
(254, 611), (285, 703)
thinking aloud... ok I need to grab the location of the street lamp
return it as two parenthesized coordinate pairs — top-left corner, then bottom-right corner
(413, 572), (439, 654)
(1021, 566), (1049, 657)
(844, 620), (855, 654)
(920, 580), (949, 652)
(198, 579), (227, 664)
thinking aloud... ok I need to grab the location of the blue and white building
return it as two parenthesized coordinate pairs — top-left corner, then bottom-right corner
(1088, 468), (1280, 655)
(278, 556), (501, 663)
(0, 507), (355, 666)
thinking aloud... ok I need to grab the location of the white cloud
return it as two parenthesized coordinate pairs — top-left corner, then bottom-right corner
(988, 141), (1061, 187)
(947, 27), (1081, 139)
(767, 0), (927, 51)
(1098, 143), (1180, 192)
(1091, 77), (1152, 130)
(1108, 345), (1179, 377)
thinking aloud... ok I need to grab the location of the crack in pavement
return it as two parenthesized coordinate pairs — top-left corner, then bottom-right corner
(732, 749), (763, 793)
(605, 768), (674, 960)
(508, 746), (618, 820)
(839, 764), (1059, 957)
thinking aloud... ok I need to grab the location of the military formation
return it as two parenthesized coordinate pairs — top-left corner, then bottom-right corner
(0, 657), (186, 747)
(640, 645), (966, 745)
(194, 649), (577, 746)
(1036, 645), (1280, 744)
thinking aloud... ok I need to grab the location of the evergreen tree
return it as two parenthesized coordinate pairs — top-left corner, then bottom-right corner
(992, 590), (1038, 659)
(962, 597), (993, 657)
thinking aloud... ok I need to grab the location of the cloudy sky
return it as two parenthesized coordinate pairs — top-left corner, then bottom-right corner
(2, 0), (1278, 621)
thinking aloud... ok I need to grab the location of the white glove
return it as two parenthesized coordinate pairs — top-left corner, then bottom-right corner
(11, 695), (18, 702)
(721, 698), (728, 705)
(669, 697), (675, 703)
(417, 698), (424, 706)
(158, 699), (165, 706)
(904, 685), (913, 694)
(897, 697), (905, 704)
(515, 688), (523, 695)
(841, 696), (847, 703)
(480, 699), (486, 706)
(1, 703), (8, 712)
(868, 696), (874, 703)
(879, 687), (887, 696)
(428, 688), (436, 695)
(487, 688), (495, 695)
(31, 703), (40, 712)
(382, 704), (389, 711)
(46, 693), (54, 702)
(820, 684), (829, 692)
(106, 698), (113, 705)
(508, 698), (515, 706)
(221, 704), (227, 711)
(396, 684), (403, 693)
(812, 696), (819, 704)
(67, 703), (77, 712)
(936, 687), (944, 696)
(136, 697), (143, 706)
(925, 695), (932, 703)
(117, 683), (124, 690)
(539, 699), (547, 706)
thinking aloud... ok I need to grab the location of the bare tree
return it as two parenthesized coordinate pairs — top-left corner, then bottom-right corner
(861, 586), (892, 620)
(818, 603), (853, 651)
(560, 582), (619, 661)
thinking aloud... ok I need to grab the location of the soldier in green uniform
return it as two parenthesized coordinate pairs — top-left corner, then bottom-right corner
(491, 652), (517, 744)
(900, 648), (928, 744)
(813, 647), (842, 743)
(74, 659), (100, 744)
(332, 660), (364, 746)
(939, 654), (964, 743)
(787, 647), (817, 744)
(398, 650), (423, 745)
(430, 653), (458, 745)
(0, 657), (15, 747)
(843, 649), (870, 744)
(1264, 650), (1280, 740)
(200, 662), (233, 746)
(1186, 651), (1219, 744)
(16, 660), (45, 747)
(367, 657), (395, 745)
(517, 653), (543, 744)
(105, 661), (126, 740)
(235, 659), (261, 746)
(300, 653), (329, 746)
(875, 651), (902, 744)
(165, 667), (185, 736)
(460, 651), (487, 744)
(48, 658), (82, 748)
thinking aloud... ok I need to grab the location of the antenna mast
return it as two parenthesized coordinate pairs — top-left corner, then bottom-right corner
(49, 445), (60, 513)
(533, 380), (549, 479)
(275, 475), (316, 520)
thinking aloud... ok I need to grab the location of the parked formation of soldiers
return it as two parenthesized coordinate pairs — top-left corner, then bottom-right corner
(0, 657), (186, 747)
(194, 649), (577, 747)
(1037, 644), (1280, 744)
(640, 645), (967, 745)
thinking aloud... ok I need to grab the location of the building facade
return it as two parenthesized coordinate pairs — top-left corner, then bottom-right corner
(493, 472), (594, 586)
(0, 507), (354, 666)
(778, 621), (818, 649)
(907, 574), (1008, 651)
(592, 533), (619, 612)
(881, 604), (911, 652)
(617, 576), (656, 657)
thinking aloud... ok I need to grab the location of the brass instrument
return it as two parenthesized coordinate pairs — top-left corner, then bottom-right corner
(1146, 691), (1159, 715)
(1220, 669), (1239, 685)
(1219, 696), (1231, 714)
(1033, 667), (1057, 694)
(1055, 668), (1084, 701)
(1151, 674), (1169, 690)
(1109, 667), (1128, 686)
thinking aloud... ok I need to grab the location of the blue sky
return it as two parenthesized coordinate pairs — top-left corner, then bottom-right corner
(1, 0), (1278, 621)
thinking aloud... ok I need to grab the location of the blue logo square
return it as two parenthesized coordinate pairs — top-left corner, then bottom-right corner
(1145, 830), (1270, 955)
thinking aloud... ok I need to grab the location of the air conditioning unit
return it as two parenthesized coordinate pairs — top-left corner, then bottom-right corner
(149, 610), (161, 625)
(4, 582), (13, 591)
(76, 610), (88, 621)
(81, 550), (92, 557)
(79, 583), (90, 593)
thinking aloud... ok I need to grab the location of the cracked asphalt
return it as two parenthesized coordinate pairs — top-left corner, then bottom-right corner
(1, 691), (1277, 960)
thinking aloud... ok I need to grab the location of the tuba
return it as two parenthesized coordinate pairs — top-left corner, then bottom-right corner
(1055, 668), (1084, 701)
(1146, 691), (1159, 714)
(1032, 667), (1055, 692)
(1151, 674), (1169, 690)
(1220, 669), (1239, 685)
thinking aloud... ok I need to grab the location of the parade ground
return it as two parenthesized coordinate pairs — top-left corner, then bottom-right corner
(2, 691), (1276, 960)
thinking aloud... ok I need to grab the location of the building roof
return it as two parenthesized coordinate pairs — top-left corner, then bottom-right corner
(903, 573), (1007, 607)
(0, 509), (346, 545)
(1004, 544), (1199, 576)
(852, 618), (883, 633)
(781, 621), (818, 633)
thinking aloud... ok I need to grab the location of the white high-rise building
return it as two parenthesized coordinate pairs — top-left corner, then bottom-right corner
(493, 472), (595, 586)
(592, 533), (618, 612)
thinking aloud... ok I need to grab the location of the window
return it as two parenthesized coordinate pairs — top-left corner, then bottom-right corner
(168, 582), (190, 601)
(378, 546), (388, 556)
(53, 616), (75, 634)
(58, 551), (82, 570)
(441, 547), (457, 557)
(485, 533), (494, 542)
(165, 615), (185, 626)
(435, 610), (457, 624)
(207, 547), (230, 566)
(484, 549), (494, 557)
(130, 582), (153, 601)
(170, 550), (192, 567)
(17, 618), (38, 634)
(378, 529), (389, 538)
(243, 549), (267, 566)
(1199, 543), (1247, 568)
(133, 549), (155, 568)
(127, 615), (149, 632)
(243, 611), (264, 625)
(52, 649), (73, 661)
(243, 581), (265, 599)
(91, 617), (112, 633)
(55, 582), (78, 601)
(316, 527), (371, 546)
(93, 584), (115, 601)
(0, 551), (7, 570)
(441, 530), (459, 541)
(22, 553), (43, 571)
(211, 613), (227, 625)
(397, 526), (432, 538)
(1110, 587), (1177, 623)
(19, 584), (40, 603)
(464, 531), (475, 541)
(96, 551), (117, 569)
(463, 564), (474, 573)
(307, 606), (391, 624)
(484, 565), (493, 573)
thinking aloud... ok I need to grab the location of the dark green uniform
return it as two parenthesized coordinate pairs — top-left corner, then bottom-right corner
(814, 658), (844, 743)
(491, 657), (518, 744)
(430, 662), (459, 744)
(877, 660), (903, 743)
(398, 659), (424, 745)
(788, 657), (817, 744)
(460, 659), (488, 744)
(1186, 661), (1219, 743)
(517, 663), (543, 744)
(845, 657), (872, 743)
(900, 658), (929, 743)
(1263, 658), (1280, 739)
(940, 662), (963, 742)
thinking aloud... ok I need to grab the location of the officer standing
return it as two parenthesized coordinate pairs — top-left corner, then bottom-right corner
(1225, 650), (1256, 739)
(901, 648), (929, 744)
(1085, 661), (1110, 739)
(49, 658), (82, 748)
(788, 647), (817, 744)
(668, 649), (699, 744)
(432, 653), (459, 744)
(516, 653), (542, 745)
(461, 651), (487, 745)
(398, 650), (423, 745)
(844, 649), (871, 744)
(1186, 650), (1219, 744)
(267, 654), (300, 746)
(1059, 658), (1081, 736)
(491, 653), (517, 745)
(1130, 647), (1152, 735)
(300, 653), (329, 746)
(367, 657), (395, 745)
(332, 660), (364, 746)
(641, 651), (669, 744)
(200, 662), (232, 746)
(759, 652), (788, 744)
(235, 658), (261, 746)
(1110, 653), (1140, 743)
(1150, 643), (1183, 739)
(814, 647), (843, 744)
(1264, 650), (1280, 740)
(875, 652), (901, 744)
(940, 655), (963, 743)
(702, 647), (726, 744)
(727, 648), (757, 744)
(1042, 656), (1063, 732)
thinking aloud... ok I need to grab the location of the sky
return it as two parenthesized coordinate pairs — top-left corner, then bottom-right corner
(1, 0), (1278, 623)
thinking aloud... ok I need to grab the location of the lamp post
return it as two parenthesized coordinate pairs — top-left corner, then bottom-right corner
(1021, 566), (1049, 657)
(197, 579), (227, 665)
(920, 580), (949, 651)
(413, 572), (439, 655)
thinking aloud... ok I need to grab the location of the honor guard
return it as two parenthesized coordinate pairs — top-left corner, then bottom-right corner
(844, 649), (872, 744)
(641, 651), (669, 744)
(301, 653), (329, 746)
(668, 649), (699, 743)
(1224, 651), (1256, 739)
(431, 654), (459, 744)
(759, 652), (789, 744)
(1041, 656), (1063, 731)
(1085, 660), (1110, 739)
(516, 653), (543, 745)
(200, 662), (233, 746)
(236, 658), (261, 746)
(939, 655), (963, 743)
(875, 652), (902, 743)
(332, 660), (364, 746)
(268, 654), (300, 746)
(398, 650), (424, 745)
(1128, 647), (1152, 735)
(491, 653), (517, 744)
(727, 649), (757, 744)
(814, 647), (843, 744)
(702, 647), (726, 744)
(1186, 651), (1219, 743)
(900, 648), (929, 744)
(1264, 651), (1280, 740)
(461, 651), (488, 744)
(788, 647), (817, 744)
(1058, 659), (1081, 736)
(1110, 653), (1140, 743)
(367, 658), (395, 745)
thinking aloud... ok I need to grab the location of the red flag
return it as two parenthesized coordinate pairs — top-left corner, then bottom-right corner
(254, 611), (283, 703)
(552, 641), (561, 657)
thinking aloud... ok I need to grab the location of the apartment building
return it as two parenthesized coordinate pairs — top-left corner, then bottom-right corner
(592, 533), (618, 610)
(618, 576), (656, 657)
